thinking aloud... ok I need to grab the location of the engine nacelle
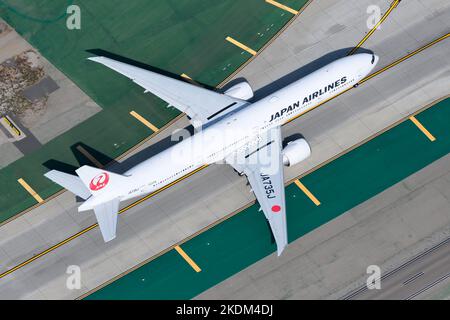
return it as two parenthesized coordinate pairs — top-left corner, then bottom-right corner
(224, 81), (254, 101)
(282, 138), (311, 167)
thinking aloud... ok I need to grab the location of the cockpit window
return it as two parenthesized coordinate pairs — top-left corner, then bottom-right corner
(371, 54), (375, 64)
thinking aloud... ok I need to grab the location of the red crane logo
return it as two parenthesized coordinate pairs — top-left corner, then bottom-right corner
(89, 172), (109, 191)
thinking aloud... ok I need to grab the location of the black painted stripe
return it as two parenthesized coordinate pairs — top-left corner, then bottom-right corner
(207, 102), (238, 120)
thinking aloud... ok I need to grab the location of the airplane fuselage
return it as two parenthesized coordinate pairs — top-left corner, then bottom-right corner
(81, 53), (378, 210)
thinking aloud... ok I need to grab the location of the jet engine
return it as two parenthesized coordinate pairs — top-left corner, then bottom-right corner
(282, 138), (311, 167)
(224, 81), (254, 100)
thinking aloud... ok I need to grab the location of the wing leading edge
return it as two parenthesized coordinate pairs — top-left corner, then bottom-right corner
(226, 127), (288, 256)
(88, 56), (246, 127)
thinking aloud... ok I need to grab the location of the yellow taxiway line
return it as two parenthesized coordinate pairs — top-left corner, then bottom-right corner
(225, 36), (257, 56)
(130, 110), (160, 133)
(174, 245), (202, 272)
(181, 73), (192, 80)
(266, 0), (299, 15)
(2, 31), (449, 282)
(181, 73), (201, 86)
(294, 179), (321, 206)
(347, 0), (401, 56)
(409, 116), (436, 142)
(217, 0), (311, 89)
(76, 145), (104, 168)
(17, 178), (44, 204)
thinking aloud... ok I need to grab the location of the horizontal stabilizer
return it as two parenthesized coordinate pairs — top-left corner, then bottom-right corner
(44, 170), (91, 200)
(94, 198), (120, 242)
(225, 126), (288, 256)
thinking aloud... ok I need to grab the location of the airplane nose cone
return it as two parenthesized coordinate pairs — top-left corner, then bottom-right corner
(353, 53), (379, 78)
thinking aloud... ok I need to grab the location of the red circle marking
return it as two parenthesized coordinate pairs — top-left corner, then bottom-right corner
(89, 172), (109, 191)
(271, 205), (281, 213)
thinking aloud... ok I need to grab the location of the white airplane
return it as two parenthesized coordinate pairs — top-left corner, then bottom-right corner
(45, 53), (378, 255)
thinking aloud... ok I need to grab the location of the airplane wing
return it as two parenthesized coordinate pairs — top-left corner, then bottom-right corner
(93, 198), (120, 242)
(225, 127), (288, 256)
(88, 56), (247, 128)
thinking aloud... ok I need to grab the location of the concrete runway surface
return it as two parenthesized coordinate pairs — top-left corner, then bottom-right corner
(344, 235), (450, 300)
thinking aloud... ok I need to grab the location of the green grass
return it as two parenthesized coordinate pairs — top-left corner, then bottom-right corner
(0, 0), (309, 222)
(86, 98), (450, 299)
